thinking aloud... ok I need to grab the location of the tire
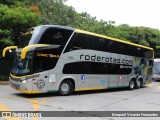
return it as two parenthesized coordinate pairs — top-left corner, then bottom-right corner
(58, 80), (73, 96)
(136, 79), (142, 89)
(129, 80), (135, 90)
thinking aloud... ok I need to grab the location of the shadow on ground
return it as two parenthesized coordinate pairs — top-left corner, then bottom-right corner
(14, 86), (148, 98)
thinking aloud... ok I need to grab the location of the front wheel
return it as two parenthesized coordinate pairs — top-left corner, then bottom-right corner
(58, 80), (73, 96)
(129, 80), (135, 90)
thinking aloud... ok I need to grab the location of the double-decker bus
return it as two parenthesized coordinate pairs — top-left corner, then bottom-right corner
(2, 25), (154, 95)
(153, 58), (160, 80)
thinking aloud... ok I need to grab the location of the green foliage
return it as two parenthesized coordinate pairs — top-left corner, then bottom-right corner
(0, 4), (41, 50)
(0, 38), (14, 45)
(0, 75), (8, 80)
(139, 39), (150, 46)
(1, 0), (160, 58)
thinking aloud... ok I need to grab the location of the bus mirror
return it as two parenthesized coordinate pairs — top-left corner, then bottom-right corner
(3, 49), (16, 60)
(2, 46), (17, 58)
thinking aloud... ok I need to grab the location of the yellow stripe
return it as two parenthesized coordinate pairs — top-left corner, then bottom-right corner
(21, 44), (49, 59)
(10, 73), (37, 79)
(2, 46), (17, 57)
(75, 87), (105, 91)
(75, 29), (153, 50)
(19, 90), (41, 94)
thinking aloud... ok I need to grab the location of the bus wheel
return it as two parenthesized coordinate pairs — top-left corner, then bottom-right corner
(136, 79), (142, 89)
(129, 79), (135, 90)
(58, 80), (73, 96)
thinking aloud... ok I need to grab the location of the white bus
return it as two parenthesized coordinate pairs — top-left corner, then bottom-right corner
(2, 25), (154, 95)
(153, 58), (160, 80)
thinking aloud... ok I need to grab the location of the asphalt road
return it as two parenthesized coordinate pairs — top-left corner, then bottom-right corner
(0, 81), (160, 120)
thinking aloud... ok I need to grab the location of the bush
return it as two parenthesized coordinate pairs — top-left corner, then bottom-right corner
(0, 75), (9, 81)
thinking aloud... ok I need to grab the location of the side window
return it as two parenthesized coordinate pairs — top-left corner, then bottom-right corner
(108, 64), (120, 74)
(130, 46), (136, 56)
(40, 28), (73, 45)
(33, 49), (59, 73)
(105, 38), (111, 52)
(137, 47), (142, 57)
(144, 50), (153, 58)
(94, 37), (106, 52)
(108, 41), (123, 54)
(63, 62), (81, 74)
(63, 62), (91, 74)
(92, 62), (107, 74)
(122, 44), (131, 56)
(81, 63), (91, 74)
(70, 33), (94, 50)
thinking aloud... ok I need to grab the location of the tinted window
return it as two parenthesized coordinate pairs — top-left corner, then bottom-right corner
(64, 32), (153, 58)
(40, 28), (73, 45)
(92, 62), (107, 74)
(63, 62), (91, 74)
(63, 62), (132, 75)
(33, 48), (60, 73)
(108, 41), (123, 54)
(94, 37), (106, 52)
(71, 33), (94, 50)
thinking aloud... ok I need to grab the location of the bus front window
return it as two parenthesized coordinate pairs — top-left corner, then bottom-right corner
(11, 51), (33, 76)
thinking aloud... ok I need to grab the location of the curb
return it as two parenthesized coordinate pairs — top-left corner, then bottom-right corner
(0, 81), (9, 84)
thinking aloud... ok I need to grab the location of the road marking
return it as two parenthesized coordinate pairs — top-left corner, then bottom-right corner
(0, 97), (49, 120)
(28, 98), (49, 111)
(0, 103), (21, 120)
(158, 86), (160, 90)
(28, 98), (49, 120)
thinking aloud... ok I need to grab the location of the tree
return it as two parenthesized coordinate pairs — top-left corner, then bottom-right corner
(0, 4), (41, 52)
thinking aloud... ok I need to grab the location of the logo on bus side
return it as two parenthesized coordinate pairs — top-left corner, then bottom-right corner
(80, 54), (133, 65)
(37, 80), (45, 89)
(37, 53), (59, 58)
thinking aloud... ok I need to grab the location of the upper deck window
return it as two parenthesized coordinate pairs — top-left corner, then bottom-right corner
(39, 28), (73, 46)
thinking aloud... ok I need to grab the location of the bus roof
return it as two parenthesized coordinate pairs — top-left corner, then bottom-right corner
(37, 25), (75, 31)
(35, 25), (153, 51)
(75, 29), (153, 51)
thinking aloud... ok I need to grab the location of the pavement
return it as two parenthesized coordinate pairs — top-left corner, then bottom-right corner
(0, 80), (9, 84)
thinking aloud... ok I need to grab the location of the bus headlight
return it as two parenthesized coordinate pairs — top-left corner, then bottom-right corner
(21, 80), (27, 84)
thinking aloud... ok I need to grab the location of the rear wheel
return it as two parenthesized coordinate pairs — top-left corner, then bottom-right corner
(129, 80), (135, 90)
(58, 80), (73, 96)
(136, 79), (142, 89)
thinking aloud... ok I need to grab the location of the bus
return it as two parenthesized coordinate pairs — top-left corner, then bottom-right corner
(2, 25), (154, 95)
(153, 58), (160, 80)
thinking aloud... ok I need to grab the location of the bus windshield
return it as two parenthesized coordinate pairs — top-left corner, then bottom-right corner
(11, 51), (33, 76)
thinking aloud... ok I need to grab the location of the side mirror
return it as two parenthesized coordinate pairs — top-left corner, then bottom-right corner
(2, 46), (17, 60)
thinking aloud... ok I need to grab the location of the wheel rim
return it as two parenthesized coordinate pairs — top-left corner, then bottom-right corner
(130, 81), (134, 89)
(61, 83), (69, 94)
(137, 80), (141, 88)
(137, 80), (141, 87)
